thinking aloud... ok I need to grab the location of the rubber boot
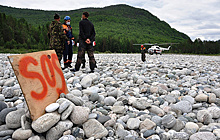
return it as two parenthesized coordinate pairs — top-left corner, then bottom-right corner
(62, 63), (68, 70)
(64, 63), (69, 68)
(67, 61), (72, 68)
(82, 63), (85, 68)
(95, 61), (97, 68)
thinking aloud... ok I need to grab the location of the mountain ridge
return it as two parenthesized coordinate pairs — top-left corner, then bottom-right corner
(0, 4), (191, 53)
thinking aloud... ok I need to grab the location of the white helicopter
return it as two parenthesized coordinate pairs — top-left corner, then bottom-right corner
(133, 43), (178, 55)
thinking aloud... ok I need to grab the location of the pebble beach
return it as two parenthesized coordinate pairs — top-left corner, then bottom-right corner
(0, 53), (220, 140)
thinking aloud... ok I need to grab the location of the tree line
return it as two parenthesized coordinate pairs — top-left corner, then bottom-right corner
(169, 38), (220, 54)
(0, 13), (49, 53)
(0, 12), (219, 54)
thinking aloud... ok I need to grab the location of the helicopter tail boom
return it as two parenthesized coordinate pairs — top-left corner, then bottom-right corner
(160, 46), (171, 51)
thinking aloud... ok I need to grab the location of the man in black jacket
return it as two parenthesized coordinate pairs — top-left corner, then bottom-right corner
(72, 12), (96, 73)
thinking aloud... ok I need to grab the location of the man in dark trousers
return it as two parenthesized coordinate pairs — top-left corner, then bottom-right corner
(71, 12), (96, 72)
(81, 40), (97, 69)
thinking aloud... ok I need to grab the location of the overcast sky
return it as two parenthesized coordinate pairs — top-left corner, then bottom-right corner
(1, 0), (220, 41)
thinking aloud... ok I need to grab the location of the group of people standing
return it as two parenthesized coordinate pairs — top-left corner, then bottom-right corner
(47, 12), (96, 73)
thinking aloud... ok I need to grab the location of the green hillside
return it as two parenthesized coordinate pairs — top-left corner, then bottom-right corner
(0, 5), (189, 38)
(0, 4), (192, 53)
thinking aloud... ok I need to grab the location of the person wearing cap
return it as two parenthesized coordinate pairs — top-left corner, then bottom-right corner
(71, 12), (96, 73)
(62, 16), (75, 69)
(48, 13), (70, 64)
(141, 45), (146, 62)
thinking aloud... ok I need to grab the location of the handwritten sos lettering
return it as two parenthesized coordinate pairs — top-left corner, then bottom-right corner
(8, 50), (68, 120)
(19, 53), (67, 100)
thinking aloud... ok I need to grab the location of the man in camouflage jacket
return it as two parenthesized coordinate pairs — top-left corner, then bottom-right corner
(48, 13), (70, 63)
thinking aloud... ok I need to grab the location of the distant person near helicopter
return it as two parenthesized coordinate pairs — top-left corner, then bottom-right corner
(141, 45), (146, 62)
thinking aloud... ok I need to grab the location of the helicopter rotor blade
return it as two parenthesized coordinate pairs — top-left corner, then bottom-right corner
(133, 43), (179, 46)
(170, 43), (179, 45)
(144, 43), (154, 45)
(133, 43), (153, 46)
(133, 44), (143, 45)
(158, 43), (179, 45)
(158, 43), (169, 45)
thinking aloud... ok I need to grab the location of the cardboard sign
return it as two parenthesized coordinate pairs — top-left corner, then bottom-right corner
(8, 50), (68, 120)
